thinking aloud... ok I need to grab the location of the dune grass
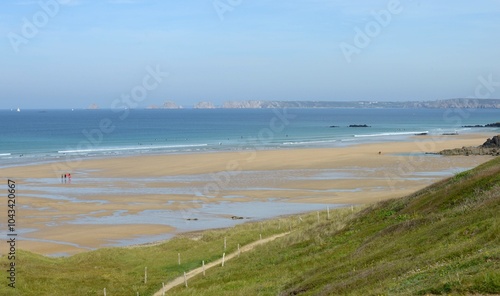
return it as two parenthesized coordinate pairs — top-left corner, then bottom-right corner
(1, 157), (499, 295)
(0, 211), (307, 295)
(169, 157), (500, 295)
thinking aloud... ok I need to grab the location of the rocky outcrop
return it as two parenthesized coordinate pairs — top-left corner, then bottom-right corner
(482, 135), (500, 148)
(438, 147), (500, 156)
(349, 124), (370, 127)
(438, 135), (500, 156)
(194, 101), (216, 109)
(163, 101), (182, 109)
(463, 122), (500, 128)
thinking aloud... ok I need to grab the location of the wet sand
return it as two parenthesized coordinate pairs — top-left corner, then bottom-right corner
(0, 133), (495, 256)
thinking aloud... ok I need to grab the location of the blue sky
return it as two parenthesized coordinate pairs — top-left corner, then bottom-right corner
(1, 0), (499, 109)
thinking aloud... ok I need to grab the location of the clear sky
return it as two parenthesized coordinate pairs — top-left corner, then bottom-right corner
(1, 0), (499, 109)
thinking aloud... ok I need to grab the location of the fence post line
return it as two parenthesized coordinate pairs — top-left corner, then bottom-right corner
(222, 253), (226, 267)
(203, 260), (206, 276)
(144, 266), (147, 284)
(184, 271), (188, 288)
(178, 253), (181, 265)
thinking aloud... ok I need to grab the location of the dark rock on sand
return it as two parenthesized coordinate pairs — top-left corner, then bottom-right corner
(438, 135), (500, 156)
(482, 135), (500, 148)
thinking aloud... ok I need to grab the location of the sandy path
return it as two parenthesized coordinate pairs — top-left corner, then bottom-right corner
(153, 232), (290, 295)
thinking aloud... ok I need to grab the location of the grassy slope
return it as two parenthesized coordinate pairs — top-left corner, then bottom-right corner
(1, 157), (499, 295)
(169, 157), (500, 295)
(1, 217), (290, 295)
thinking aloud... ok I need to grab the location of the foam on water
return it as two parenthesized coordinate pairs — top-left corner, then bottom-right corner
(354, 131), (429, 137)
(58, 144), (208, 154)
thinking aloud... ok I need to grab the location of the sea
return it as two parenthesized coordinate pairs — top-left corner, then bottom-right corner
(1, 108), (499, 168)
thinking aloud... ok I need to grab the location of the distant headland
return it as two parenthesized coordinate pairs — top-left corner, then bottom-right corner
(82, 99), (500, 110)
(142, 98), (500, 109)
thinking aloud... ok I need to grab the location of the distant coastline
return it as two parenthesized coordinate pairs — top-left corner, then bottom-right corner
(141, 98), (500, 109)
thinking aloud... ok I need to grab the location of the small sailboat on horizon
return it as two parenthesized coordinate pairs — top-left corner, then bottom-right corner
(16, 107), (20, 112)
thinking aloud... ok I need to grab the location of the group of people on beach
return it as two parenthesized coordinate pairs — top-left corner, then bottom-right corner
(61, 173), (72, 183)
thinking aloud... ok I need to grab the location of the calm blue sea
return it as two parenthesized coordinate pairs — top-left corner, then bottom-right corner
(1, 108), (498, 167)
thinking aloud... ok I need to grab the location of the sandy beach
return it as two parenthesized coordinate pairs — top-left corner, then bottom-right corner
(0, 133), (496, 256)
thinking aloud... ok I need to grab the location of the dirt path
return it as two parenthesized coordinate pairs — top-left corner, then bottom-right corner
(153, 232), (290, 295)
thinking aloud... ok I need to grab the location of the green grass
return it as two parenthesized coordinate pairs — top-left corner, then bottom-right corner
(1, 157), (499, 295)
(1, 217), (291, 295)
(168, 157), (500, 296)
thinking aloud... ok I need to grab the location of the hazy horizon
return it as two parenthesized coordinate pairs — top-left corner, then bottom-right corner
(2, 0), (499, 109)
(4, 97), (500, 111)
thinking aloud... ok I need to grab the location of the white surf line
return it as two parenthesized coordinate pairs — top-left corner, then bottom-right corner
(153, 232), (290, 295)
